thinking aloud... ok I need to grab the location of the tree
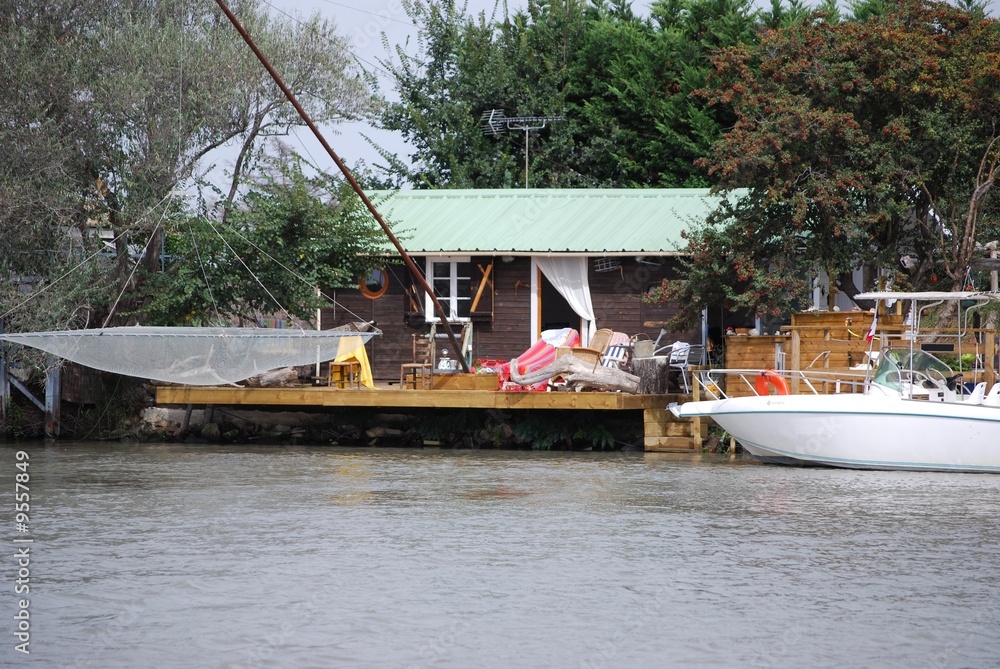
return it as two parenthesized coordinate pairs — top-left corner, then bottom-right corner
(574, 0), (759, 188)
(1, 0), (374, 335)
(654, 0), (1000, 327)
(377, 0), (759, 188)
(378, 0), (585, 188)
(141, 156), (386, 326)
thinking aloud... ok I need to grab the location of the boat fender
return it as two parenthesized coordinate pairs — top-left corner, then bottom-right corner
(754, 370), (790, 396)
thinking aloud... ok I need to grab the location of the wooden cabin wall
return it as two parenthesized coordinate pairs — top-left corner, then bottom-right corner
(321, 263), (408, 380)
(323, 256), (695, 382)
(487, 257), (532, 361)
(323, 258), (535, 381)
(588, 257), (698, 343)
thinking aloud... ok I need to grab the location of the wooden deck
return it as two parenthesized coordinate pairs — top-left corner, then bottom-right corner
(156, 385), (672, 410)
(154, 386), (702, 451)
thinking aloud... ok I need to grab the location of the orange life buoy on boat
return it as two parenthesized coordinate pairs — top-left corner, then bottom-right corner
(754, 369), (790, 396)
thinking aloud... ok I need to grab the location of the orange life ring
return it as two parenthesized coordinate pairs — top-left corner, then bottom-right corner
(754, 370), (790, 396)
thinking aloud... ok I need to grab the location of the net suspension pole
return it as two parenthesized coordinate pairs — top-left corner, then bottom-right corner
(212, 0), (469, 373)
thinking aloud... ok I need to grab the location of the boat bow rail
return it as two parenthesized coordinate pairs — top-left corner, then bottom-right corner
(670, 291), (1000, 472)
(689, 367), (870, 401)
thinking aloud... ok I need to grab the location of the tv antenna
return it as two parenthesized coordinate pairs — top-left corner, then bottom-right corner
(480, 109), (564, 188)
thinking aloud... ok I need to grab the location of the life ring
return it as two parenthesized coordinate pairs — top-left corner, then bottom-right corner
(754, 369), (790, 396)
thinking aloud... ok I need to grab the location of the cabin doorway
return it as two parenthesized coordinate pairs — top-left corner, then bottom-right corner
(538, 269), (580, 337)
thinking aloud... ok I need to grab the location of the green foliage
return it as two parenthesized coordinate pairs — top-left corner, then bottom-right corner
(140, 158), (386, 325)
(1, 400), (36, 440)
(511, 412), (618, 450)
(657, 0), (1000, 327)
(706, 423), (734, 453)
(413, 410), (484, 443)
(573, 421), (616, 450)
(512, 418), (566, 450)
(378, 0), (759, 188)
(1, 0), (375, 334)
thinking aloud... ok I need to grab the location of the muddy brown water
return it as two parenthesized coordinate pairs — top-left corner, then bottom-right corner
(4, 443), (999, 668)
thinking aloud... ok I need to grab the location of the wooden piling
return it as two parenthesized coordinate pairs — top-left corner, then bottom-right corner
(45, 365), (61, 438)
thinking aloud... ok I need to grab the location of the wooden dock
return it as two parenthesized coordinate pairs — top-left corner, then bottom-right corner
(154, 386), (703, 451)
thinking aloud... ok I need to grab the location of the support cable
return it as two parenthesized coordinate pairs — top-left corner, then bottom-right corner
(206, 214), (379, 331)
(212, 0), (469, 372)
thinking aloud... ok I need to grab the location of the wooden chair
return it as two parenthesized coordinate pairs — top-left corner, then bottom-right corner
(328, 361), (362, 389)
(400, 333), (434, 389)
(561, 328), (613, 368)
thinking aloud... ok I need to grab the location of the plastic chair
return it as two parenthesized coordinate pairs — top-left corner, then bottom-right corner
(964, 381), (987, 404)
(668, 343), (705, 393)
(982, 382), (1000, 407)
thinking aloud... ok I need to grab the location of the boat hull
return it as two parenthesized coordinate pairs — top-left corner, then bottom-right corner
(678, 394), (1000, 472)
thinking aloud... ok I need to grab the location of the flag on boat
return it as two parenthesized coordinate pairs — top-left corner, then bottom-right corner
(865, 310), (878, 343)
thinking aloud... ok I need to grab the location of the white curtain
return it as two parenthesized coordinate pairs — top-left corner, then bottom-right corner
(536, 256), (598, 343)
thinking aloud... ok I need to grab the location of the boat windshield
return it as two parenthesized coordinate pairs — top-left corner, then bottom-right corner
(871, 348), (954, 391)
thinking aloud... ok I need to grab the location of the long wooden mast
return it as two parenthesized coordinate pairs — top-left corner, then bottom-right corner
(212, 0), (470, 373)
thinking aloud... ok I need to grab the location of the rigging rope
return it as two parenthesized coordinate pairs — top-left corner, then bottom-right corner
(203, 212), (378, 329)
(102, 197), (176, 328)
(187, 214), (223, 326)
(200, 215), (296, 326)
(0, 191), (176, 322)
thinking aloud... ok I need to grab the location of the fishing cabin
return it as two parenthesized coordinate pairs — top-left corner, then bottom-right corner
(321, 188), (722, 383)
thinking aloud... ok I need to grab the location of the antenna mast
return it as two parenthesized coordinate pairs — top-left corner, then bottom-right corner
(480, 109), (564, 188)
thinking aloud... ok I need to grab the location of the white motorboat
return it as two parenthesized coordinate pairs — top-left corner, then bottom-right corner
(670, 291), (1000, 472)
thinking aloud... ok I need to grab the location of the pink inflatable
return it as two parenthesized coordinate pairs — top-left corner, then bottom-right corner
(500, 328), (581, 391)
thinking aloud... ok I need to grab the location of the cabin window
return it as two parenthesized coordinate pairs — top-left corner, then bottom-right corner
(358, 268), (389, 299)
(425, 257), (472, 321)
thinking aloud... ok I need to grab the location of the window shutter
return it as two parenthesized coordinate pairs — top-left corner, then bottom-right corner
(470, 259), (494, 322)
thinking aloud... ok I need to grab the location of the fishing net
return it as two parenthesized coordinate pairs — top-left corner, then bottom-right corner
(0, 327), (377, 386)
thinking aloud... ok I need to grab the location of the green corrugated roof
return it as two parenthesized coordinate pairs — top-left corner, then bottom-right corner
(371, 188), (738, 256)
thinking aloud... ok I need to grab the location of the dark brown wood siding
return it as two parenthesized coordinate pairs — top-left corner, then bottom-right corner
(322, 257), (535, 382)
(588, 257), (698, 343)
(322, 256), (695, 382)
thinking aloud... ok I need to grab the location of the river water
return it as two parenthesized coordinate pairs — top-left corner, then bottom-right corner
(3, 443), (999, 668)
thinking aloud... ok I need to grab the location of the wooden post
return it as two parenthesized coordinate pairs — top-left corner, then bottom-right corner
(827, 270), (836, 311)
(0, 355), (6, 421)
(990, 244), (998, 389)
(45, 364), (61, 438)
(790, 329), (802, 394)
(180, 404), (193, 437)
(692, 369), (702, 450)
(987, 330), (997, 389)
(0, 321), (7, 422)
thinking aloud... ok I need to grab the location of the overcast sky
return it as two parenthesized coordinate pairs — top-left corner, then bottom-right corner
(208, 0), (1000, 190)
(264, 0), (440, 177)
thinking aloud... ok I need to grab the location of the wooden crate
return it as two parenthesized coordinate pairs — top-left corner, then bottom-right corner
(721, 312), (906, 397)
(722, 335), (788, 398)
(430, 373), (501, 391)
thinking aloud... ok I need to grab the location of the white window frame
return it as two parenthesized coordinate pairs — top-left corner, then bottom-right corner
(424, 256), (473, 322)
